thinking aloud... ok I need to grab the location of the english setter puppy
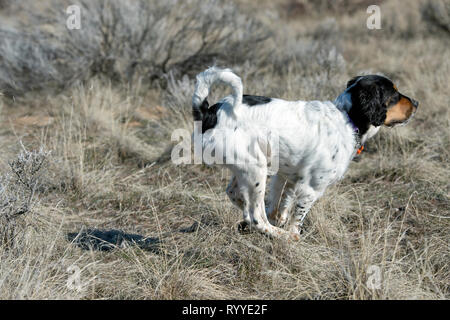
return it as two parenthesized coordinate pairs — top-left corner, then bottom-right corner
(192, 67), (418, 240)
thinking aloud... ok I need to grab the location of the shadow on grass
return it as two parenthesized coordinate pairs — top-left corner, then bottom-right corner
(67, 222), (201, 252)
(67, 229), (162, 252)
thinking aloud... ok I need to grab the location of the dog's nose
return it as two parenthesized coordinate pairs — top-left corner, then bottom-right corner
(412, 99), (419, 108)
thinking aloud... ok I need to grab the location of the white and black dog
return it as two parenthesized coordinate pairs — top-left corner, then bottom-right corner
(192, 67), (418, 240)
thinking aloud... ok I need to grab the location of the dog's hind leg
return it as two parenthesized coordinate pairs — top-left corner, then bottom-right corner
(226, 175), (250, 232)
(226, 175), (244, 210)
(234, 165), (268, 229)
(234, 166), (296, 240)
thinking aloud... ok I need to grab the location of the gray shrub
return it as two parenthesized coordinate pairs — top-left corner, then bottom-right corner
(0, 0), (269, 96)
(0, 144), (50, 247)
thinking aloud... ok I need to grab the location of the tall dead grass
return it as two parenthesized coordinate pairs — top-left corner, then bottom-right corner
(0, 0), (448, 299)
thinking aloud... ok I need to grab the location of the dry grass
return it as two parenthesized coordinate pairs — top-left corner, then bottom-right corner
(0, 0), (448, 299)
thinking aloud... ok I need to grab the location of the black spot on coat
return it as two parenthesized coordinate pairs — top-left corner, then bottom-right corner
(193, 95), (272, 134)
(242, 95), (272, 106)
(194, 100), (222, 133)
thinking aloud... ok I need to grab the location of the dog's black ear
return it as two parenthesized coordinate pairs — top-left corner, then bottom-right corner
(192, 99), (209, 121)
(347, 76), (362, 88)
(200, 99), (209, 113)
(348, 78), (387, 128)
(358, 83), (386, 126)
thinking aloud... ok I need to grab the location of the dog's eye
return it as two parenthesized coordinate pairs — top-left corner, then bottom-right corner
(387, 92), (400, 106)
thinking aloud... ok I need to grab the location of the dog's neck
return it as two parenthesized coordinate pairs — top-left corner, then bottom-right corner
(334, 87), (353, 113)
(334, 89), (361, 133)
(334, 89), (366, 154)
(335, 82), (376, 138)
(334, 89), (381, 149)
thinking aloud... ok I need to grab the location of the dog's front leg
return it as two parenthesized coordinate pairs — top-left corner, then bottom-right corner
(276, 182), (321, 236)
(289, 184), (323, 235)
(266, 174), (288, 226)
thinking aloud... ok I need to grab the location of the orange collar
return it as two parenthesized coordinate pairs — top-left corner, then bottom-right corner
(356, 145), (364, 155)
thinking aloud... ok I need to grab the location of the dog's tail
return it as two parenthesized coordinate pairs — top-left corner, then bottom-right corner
(192, 66), (243, 121)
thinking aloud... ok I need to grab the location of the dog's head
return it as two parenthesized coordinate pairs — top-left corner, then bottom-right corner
(344, 75), (418, 136)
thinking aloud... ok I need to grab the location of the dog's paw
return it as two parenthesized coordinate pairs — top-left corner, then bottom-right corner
(236, 220), (251, 234)
(267, 211), (288, 228)
(267, 216), (277, 226)
(289, 231), (301, 241)
(278, 216), (288, 227)
(267, 215), (286, 228)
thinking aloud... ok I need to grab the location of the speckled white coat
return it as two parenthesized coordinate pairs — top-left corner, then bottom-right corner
(193, 67), (380, 240)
